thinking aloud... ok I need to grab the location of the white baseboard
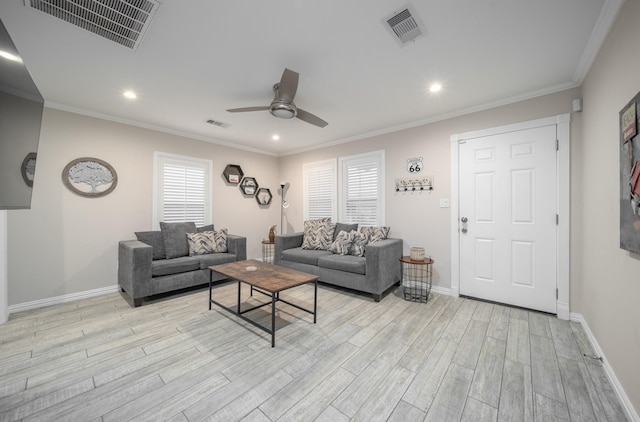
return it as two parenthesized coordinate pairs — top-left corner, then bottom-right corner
(570, 312), (639, 422)
(8, 285), (119, 315)
(431, 284), (458, 297)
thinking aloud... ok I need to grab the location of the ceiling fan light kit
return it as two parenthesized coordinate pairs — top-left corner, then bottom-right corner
(227, 68), (328, 128)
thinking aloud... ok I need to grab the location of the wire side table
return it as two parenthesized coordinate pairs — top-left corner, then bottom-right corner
(400, 256), (434, 302)
(262, 240), (275, 264)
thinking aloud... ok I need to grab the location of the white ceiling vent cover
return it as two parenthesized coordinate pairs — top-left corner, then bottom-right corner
(383, 4), (426, 46)
(28, 0), (159, 50)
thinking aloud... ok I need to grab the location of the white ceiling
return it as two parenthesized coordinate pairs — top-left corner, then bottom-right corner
(0, 0), (620, 156)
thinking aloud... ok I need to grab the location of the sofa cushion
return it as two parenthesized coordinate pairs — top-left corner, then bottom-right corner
(282, 247), (333, 266)
(350, 231), (368, 257)
(318, 254), (366, 275)
(196, 252), (237, 270)
(135, 230), (165, 261)
(160, 222), (197, 259)
(151, 256), (200, 277)
(198, 224), (214, 232)
(328, 230), (355, 255)
(301, 218), (336, 250)
(361, 226), (390, 243)
(333, 223), (358, 240)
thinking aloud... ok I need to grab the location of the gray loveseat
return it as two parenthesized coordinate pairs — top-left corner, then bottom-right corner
(274, 223), (402, 301)
(118, 222), (246, 307)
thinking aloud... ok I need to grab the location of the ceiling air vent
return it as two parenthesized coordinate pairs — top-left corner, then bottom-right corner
(28, 0), (159, 50)
(383, 4), (426, 47)
(206, 119), (230, 129)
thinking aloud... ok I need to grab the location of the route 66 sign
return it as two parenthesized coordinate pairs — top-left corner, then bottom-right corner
(407, 157), (423, 173)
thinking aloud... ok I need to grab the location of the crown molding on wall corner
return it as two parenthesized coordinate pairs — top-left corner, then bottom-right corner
(571, 312), (640, 422)
(572, 0), (626, 84)
(43, 102), (279, 157)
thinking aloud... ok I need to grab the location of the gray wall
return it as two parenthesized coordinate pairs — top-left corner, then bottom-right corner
(579, 0), (640, 411)
(279, 88), (580, 291)
(7, 108), (280, 305)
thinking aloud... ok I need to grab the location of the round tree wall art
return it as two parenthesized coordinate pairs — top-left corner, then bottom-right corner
(62, 157), (118, 198)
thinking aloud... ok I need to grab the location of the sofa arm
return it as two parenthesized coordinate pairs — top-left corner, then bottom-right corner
(227, 234), (246, 261)
(274, 232), (304, 264)
(118, 240), (153, 303)
(364, 238), (403, 295)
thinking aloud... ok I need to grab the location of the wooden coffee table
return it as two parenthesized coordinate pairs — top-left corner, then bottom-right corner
(208, 259), (319, 347)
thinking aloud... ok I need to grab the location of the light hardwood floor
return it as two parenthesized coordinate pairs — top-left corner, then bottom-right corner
(0, 281), (629, 422)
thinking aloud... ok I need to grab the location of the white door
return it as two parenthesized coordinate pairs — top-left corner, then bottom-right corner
(458, 124), (558, 313)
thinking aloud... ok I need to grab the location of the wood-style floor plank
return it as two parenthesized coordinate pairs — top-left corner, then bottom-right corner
(0, 283), (630, 422)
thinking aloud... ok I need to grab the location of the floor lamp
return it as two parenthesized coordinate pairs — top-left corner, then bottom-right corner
(280, 182), (289, 235)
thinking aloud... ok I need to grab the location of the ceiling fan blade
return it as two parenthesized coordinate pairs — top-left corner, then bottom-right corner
(296, 108), (328, 128)
(278, 68), (298, 102)
(226, 106), (270, 113)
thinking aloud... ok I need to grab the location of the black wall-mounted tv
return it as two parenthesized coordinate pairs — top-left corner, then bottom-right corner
(0, 18), (44, 210)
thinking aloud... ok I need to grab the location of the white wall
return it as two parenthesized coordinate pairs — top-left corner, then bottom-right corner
(6, 108), (280, 305)
(579, 0), (640, 412)
(279, 88), (581, 291)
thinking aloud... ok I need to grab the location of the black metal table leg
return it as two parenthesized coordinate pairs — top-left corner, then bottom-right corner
(237, 280), (241, 314)
(208, 270), (212, 310)
(271, 293), (276, 347)
(313, 279), (317, 323)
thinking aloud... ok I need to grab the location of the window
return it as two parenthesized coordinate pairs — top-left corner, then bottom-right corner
(339, 150), (385, 226)
(153, 152), (212, 228)
(303, 159), (337, 221)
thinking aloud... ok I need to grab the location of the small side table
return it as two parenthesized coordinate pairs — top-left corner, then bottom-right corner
(400, 256), (434, 303)
(262, 240), (275, 264)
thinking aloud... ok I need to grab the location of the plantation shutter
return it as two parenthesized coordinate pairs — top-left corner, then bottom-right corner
(339, 151), (385, 226)
(303, 159), (337, 221)
(154, 153), (211, 228)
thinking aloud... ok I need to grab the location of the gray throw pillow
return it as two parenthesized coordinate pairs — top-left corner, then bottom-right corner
(333, 223), (358, 241)
(135, 231), (165, 260)
(197, 224), (214, 233)
(160, 222), (197, 259)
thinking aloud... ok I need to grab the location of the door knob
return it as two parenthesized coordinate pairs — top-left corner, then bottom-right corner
(461, 216), (468, 233)
(461, 217), (468, 223)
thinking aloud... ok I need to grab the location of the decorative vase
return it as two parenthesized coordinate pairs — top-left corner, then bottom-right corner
(268, 226), (276, 243)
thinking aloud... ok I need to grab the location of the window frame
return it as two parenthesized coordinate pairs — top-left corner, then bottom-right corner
(152, 151), (212, 229)
(302, 158), (337, 222)
(338, 150), (385, 227)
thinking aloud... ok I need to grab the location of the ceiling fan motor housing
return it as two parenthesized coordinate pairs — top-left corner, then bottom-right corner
(270, 101), (297, 119)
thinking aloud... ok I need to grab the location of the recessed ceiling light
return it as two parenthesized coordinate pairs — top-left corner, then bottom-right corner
(272, 134), (280, 141)
(0, 50), (23, 63)
(429, 83), (442, 93)
(123, 90), (137, 99)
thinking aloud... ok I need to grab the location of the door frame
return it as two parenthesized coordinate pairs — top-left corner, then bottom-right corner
(450, 114), (571, 319)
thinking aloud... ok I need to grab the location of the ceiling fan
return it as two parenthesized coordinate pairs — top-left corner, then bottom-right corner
(226, 68), (328, 128)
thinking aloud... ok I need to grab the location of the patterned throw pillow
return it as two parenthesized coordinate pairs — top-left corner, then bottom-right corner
(360, 226), (390, 244)
(187, 231), (215, 256)
(212, 228), (228, 253)
(328, 230), (355, 255)
(350, 230), (369, 257)
(301, 218), (336, 250)
(186, 229), (227, 255)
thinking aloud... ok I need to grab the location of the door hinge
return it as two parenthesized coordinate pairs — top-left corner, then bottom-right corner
(459, 139), (467, 144)
(556, 288), (559, 299)
(556, 214), (559, 225)
(556, 139), (559, 151)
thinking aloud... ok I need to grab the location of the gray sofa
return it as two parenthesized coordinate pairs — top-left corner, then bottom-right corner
(118, 222), (246, 307)
(274, 228), (402, 302)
